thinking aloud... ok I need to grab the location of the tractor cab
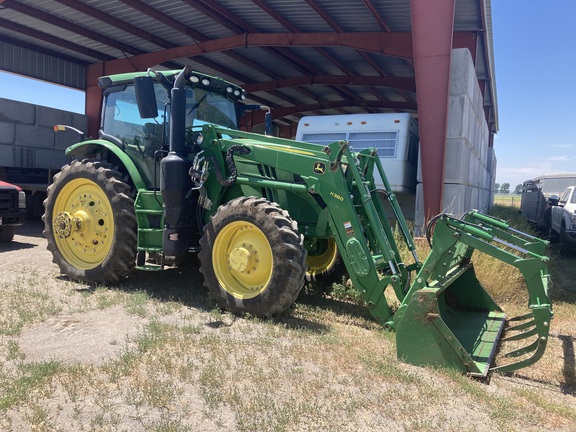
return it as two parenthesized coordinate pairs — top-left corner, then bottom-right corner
(98, 69), (244, 189)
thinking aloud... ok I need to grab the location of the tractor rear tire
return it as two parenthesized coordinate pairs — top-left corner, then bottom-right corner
(305, 237), (347, 283)
(0, 226), (14, 242)
(199, 196), (307, 317)
(43, 159), (137, 284)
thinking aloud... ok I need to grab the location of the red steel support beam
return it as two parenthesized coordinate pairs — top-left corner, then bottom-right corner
(244, 75), (416, 93)
(100, 32), (415, 74)
(410, 0), (455, 222)
(270, 99), (416, 118)
(453, 31), (478, 62)
(86, 63), (104, 139)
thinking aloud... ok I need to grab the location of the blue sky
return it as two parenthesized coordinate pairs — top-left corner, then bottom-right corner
(0, 1), (573, 190)
(492, 0), (576, 188)
(0, 71), (85, 114)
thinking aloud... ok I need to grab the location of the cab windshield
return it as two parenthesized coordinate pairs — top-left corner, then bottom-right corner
(101, 82), (238, 143)
(186, 87), (238, 129)
(100, 80), (238, 188)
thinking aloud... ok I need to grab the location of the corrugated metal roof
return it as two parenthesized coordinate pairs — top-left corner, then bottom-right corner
(0, 0), (498, 130)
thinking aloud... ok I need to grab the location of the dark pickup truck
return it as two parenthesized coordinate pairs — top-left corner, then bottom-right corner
(0, 180), (27, 242)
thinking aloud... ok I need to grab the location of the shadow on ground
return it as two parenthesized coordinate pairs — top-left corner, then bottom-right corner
(14, 218), (45, 239)
(61, 261), (341, 335)
(0, 240), (36, 251)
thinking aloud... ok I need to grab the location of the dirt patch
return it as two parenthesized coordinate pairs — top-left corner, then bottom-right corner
(0, 220), (55, 282)
(2, 222), (149, 366)
(18, 306), (144, 366)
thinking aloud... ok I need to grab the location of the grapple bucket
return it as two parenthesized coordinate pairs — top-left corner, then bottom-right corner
(314, 145), (552, 377)
(393, 211), (553, 377)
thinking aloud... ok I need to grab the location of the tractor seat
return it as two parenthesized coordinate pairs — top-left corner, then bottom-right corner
(141, 123), (163, 155)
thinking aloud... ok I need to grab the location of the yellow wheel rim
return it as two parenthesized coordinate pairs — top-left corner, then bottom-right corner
(52, 178), (114, 270)
(306, 238), (338, 274)
(213, 221), (273, 299)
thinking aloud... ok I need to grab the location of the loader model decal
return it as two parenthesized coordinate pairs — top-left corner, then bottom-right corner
(330, 191), (344, 201)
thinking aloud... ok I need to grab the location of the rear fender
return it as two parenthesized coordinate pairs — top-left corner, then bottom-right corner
(65, 140), (148, 191)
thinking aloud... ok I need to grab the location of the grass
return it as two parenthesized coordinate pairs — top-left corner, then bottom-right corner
(0, 211), (575, 431)
(0, 271), (63, 336)
(494, 194), (522, 208)
(0, 361), (61, 411)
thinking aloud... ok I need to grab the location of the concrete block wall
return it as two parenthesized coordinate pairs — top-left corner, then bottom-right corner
(487, 147), (497, 207)
(0, 97), (86, 171)
(415, 48), (495, 233)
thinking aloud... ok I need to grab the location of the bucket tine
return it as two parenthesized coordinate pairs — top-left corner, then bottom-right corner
(507, 312), (534, 323)
(501, 326), (538, 342)
(492, 307), (552, 372)
(491, 338), (548, 373)
(506, 318), (536, 332)
(503, 338), (540, 358)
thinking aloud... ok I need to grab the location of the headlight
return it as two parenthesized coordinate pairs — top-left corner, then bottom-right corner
(18, 191), (26, 209)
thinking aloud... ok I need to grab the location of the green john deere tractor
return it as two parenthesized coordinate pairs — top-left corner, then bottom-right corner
(44, 66), (553, 377)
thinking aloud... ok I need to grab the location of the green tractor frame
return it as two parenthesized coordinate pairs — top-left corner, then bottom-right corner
(44, 66), (553, 378)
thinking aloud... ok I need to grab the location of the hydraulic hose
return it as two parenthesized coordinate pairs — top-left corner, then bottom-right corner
(194, 145), (251, 187)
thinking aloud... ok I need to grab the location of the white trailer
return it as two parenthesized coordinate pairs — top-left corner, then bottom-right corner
(296, 113), (419, 219)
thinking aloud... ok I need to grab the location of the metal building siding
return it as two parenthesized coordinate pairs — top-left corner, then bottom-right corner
(370, 0), (414, 32)
(312, 0), (384, 32)
(0, 41), (86, 89)
(454, 0), (482, 31)
(217, 0), (333, 33)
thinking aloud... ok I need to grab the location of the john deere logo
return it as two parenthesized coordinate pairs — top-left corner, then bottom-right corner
(313, 162), (326, 175)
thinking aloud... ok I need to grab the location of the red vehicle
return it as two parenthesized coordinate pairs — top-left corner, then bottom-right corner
(0, 180), (26, 242)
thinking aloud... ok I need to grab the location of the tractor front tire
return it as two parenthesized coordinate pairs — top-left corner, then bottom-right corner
(199, 197), (307, 317)
(43, 160), (137, 284)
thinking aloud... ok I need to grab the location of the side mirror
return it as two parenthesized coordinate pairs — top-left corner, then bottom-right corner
(237, 104), (272, 135)
(134, 76), (159, 119)
(548, 195), (560, 206)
